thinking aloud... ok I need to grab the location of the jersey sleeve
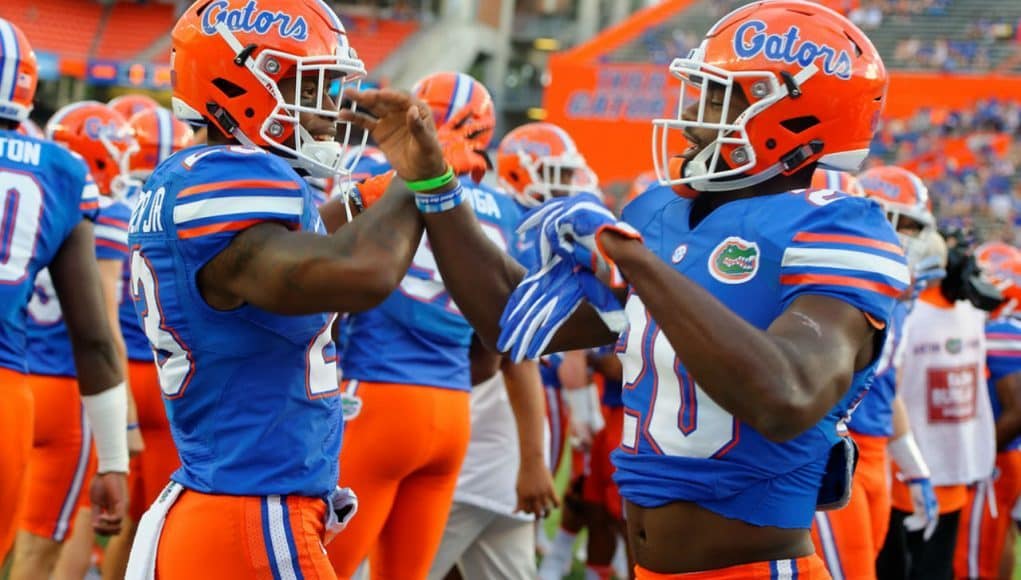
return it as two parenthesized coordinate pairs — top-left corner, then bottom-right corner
(79, 173), (101, 221)
(171, 149), (308, 262)
(986, 321), (1021, 384)
(778, 196), (910, 326)
(94, 198), (131, 261)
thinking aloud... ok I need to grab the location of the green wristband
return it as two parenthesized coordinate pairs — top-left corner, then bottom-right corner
(406, 165), (455, 192)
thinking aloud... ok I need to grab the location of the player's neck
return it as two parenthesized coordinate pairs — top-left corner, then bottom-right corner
(689, 170), (812, 228)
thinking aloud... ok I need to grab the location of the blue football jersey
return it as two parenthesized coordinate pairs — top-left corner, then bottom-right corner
(26, 196), (131, 377)
(0, 131), (99, 373)
(129, 145), (340, 497)
(612, 185), (908, 529)
(117, 188), (153, 361)
(847, 300), (910, 437)
(341, 176), (525, 391)
(985, 317), (1021, 450)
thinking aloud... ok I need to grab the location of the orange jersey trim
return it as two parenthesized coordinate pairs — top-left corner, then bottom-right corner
(178, 179), (301, 199)
(779, 273), (902, 298)
(792, 232), (904, 256)
(177, 218), (265, 239)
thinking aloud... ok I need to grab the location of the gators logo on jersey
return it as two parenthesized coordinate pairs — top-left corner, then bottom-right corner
(709, 237), (759, 284)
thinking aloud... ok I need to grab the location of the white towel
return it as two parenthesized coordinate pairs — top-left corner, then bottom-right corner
(125, 481), (184, 580)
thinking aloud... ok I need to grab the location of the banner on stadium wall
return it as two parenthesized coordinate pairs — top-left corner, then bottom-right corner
(544, 58), (678, 184)
(86, 61), (172, 90)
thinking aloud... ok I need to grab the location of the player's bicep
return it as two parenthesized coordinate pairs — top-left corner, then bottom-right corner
(768, 294), (875, 405)
(97, 258), (125, 340)
(197, 221), (304, 311)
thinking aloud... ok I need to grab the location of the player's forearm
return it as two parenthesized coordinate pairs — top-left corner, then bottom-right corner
(891, 395), (911, 438)
(71, 339), (124, 396)
(267, 183), (425, 314)
(501, 358), (549, 463)
(424, 203), (526, 349)
(602, 234), (833, 441)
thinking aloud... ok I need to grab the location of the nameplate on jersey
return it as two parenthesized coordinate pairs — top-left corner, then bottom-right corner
(0, 136), (41, 166)
(466, 187), (502, 219)
(130, 187), (167, 234)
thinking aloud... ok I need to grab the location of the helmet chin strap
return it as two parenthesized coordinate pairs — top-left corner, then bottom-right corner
(684, 140), (821, 193)
(682, 145), (784, 192)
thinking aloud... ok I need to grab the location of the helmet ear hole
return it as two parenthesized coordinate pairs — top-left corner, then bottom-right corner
(96, 159), (107, 170)
(212, 78), (246, 99)
(779, 116), (820, 134)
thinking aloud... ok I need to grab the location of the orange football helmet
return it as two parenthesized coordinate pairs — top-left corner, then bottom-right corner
(171, 0), (367, 178)
(976, 242), (1021, 318)
(412, 72), (495, 149)
(497, 122), (597, 207)
(16, 118), (44, 139)
(976, 242), (1021, 276)
(46, 101), (137, 196)
(810, 168), (864, 197)
(108, 94), (160, 120)
(652, 0), (887, 193)
(127, 107), (195, 178)
(857, 165), (934, 229)
(0, 18), (38, 123)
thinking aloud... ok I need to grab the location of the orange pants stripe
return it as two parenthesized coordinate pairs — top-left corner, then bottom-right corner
(810, 431), (890, 580)
(584, 405), (624, 520)
(327, 381), (471, 580)
(635, 554), (830, 579)
(0, 368), (32, 560)
(20, 374), (96, 541)
(127, 359), (180, 520)
(953, 450), (1021, 579)
(156, 490), (333, 579)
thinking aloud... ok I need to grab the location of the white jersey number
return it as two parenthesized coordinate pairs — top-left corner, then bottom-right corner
(399, 222), (508, 313)
(130, 249), (194, 398)
(306, 314), (339, 398)
(27, 268), (63, 325)
(0, 170), (44, 284)
(620, 294), (737, 458)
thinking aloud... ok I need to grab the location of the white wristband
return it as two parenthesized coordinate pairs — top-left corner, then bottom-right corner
(82, 383), (130, 474)
(888, 432), (930, 480)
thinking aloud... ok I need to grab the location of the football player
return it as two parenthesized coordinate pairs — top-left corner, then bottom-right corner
(412, 1), (910, 576)
(329, 72), (556, 580)
(953, 243), (1021, 579)
(0, 18), (128, 563)
(10, 101), (137, 580)
(862, 166), (992, 579)
(121, 1), (453, 577)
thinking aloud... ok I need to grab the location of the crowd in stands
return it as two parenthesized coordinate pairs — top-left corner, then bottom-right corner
(870, 99), (1021, 242)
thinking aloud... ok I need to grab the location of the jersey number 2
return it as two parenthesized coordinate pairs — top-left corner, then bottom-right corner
(619, 295), (738, 458)
(130, 249), (338, 399)
(0, 170), (43, 284)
